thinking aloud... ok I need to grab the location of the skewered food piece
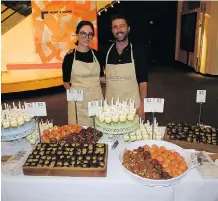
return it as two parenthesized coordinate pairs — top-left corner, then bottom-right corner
(97, 98), (137, 124)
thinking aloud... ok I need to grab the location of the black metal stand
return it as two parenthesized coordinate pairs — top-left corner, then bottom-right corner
(34, 116), (41, 143)
(91, 115), (96, 142)
(152, 112), (155, 140)
(75, 101), (78, 124)
(198, 103), (203, 125)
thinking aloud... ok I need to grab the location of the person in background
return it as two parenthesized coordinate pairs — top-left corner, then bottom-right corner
(104, 13), (148, 120)
(62, 20), (104, 126)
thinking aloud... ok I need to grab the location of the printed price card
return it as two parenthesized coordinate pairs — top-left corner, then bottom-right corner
(24, 102), (47, 116)
(67, 89), (83, 101)
(196, 90), (206, 103)
(88, 101), (99, 117)
(35, 102), (47, 116)
(144, 98), (154, 113)
(154, 98), (164, 113)
(76, 90), (84, 102)
(144, 98), (164, 113)
(67, 89), (76, 101)
(24, 102), (36, 117)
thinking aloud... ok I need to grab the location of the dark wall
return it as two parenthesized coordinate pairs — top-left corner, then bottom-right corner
(97, 1), (178, 65)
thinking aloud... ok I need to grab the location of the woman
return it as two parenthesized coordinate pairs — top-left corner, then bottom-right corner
(62, 21), (104, 126)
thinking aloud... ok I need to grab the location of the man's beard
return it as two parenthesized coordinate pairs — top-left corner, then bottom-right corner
(114, 32), (129, 42)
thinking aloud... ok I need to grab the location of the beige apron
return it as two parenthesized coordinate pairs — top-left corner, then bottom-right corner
(105, 43), (141, 108)
(68, 49), (103, 126)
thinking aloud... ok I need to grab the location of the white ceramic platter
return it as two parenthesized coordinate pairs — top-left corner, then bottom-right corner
(119, 140), (196, 187)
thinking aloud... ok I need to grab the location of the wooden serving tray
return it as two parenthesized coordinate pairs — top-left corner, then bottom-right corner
(208, 154), (218, 161)
(163, 130), (218, 153)
(1, 155), (12, 162)
(23, 145), (108, 177)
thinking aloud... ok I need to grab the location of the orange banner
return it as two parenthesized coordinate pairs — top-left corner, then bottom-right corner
(31, 0), (98, 64)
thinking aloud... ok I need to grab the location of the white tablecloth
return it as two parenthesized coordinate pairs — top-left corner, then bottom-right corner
(2, 147), (218, 201)
(2, 128), (218, 201)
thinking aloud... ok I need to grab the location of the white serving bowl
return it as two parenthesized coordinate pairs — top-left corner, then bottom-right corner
(119, 140), (193, 187)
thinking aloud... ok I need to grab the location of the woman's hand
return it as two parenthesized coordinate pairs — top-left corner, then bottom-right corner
(137, 103), (146, 120)
(64, 82), (71, 90)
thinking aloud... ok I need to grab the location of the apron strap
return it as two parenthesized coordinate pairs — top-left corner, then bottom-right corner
(90, 49), (97, 63)
(130, 43), (134, 62)
(105, 43), (114, 65)
(73, 49), (76, 61)
(74, 49), (97, 63)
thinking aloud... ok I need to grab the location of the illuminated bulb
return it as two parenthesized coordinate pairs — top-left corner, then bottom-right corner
(98, 12), (101, 16)
(111, 4), (113, 7)
(118, 0), (120, 3)
(105, 8), (107, 12)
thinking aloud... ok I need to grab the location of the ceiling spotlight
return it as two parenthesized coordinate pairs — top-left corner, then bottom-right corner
(105, 8), (107, 12)
(111, 4), (113, 8)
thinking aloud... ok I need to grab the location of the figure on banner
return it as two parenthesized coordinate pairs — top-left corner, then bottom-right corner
(62, 21), (104, 126)
(104, 13), (148, 120)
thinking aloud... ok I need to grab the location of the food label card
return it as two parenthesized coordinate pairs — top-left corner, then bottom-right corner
(67, 89), (84, 101)
(88, 101), (100, 117)
(24, 102), (47, 116)
(24, 102), (36, 117)
(196, 90), (206, 103)
(197, 165), (218, 179)
(144, 98), (164, 113)
(2, 149), (32, 176)
(35, 102), (47, 116)
(191, 151), (218, 179)
(76, 90), (84, 101)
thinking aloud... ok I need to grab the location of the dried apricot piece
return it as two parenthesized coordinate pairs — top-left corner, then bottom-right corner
(143, 145), (150, 151)
(173, 151), (180, 157)
(159, 146), (166, 152)
(151, 152), (158, 159)
(179, 162), (188, 171)
(165, 167), (172, 174)
(171, 160), (180, 167)
(151, 144), (159, 151)
(177, 169), (184, 176)
(168, 154), (176, 161)
(163, 162), (169, 168)
(157, 155), (164, 162)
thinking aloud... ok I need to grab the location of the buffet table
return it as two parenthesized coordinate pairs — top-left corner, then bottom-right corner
(2, 146), (218, 201)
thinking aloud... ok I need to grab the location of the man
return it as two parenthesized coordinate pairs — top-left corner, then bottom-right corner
(104, 13), (148, 120)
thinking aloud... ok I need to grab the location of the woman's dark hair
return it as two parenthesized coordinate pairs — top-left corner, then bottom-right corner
(111, 13), (130, 28)
(75, 20), (94, 45)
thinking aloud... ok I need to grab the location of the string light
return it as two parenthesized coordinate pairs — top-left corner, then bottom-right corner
(97, 0), (120, 16)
